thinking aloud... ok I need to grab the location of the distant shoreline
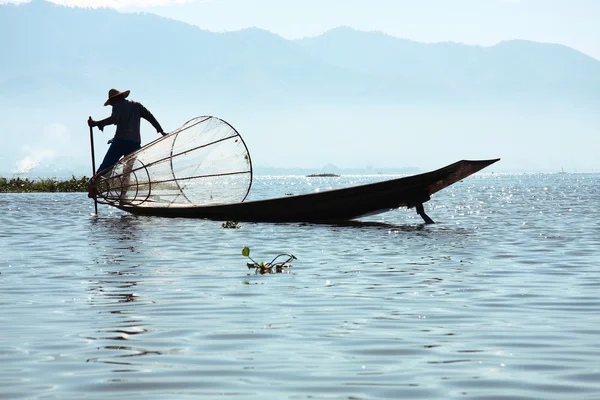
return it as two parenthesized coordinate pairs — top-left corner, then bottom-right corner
(306, 173), (340, 177)
(0, 176), (89, 193)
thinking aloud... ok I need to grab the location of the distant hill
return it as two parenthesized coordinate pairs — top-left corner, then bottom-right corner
(295, 26), (600, 103)
(1, 1), (599, 108)
(0, 0), (368, 107)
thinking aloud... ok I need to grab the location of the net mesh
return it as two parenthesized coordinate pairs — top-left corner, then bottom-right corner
(94, 116), (253, 207)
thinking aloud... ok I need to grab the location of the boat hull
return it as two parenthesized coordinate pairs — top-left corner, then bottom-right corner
(117, 159), (499, 222)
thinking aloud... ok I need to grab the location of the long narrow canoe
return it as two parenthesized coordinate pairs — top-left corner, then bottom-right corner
(116, 158), (499, 223)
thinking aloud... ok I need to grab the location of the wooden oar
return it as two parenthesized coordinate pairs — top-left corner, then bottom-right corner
(88, 117), (98, 215)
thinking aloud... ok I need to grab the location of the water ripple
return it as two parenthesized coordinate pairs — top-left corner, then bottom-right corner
(1, 175), (600, 399)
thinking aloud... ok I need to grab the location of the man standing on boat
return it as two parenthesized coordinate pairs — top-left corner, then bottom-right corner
(87, 88), (165, 198)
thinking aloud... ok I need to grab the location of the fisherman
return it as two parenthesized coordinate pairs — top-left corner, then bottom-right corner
(87, 88), (166, 198)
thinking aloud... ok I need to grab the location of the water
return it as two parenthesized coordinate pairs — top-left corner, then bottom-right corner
(1, 173), (600, 399)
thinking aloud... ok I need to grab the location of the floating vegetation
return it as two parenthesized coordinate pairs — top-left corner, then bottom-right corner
(222, 221), (240, 229)
(242, 247), (297, 274)
(0, 176), (90, 193)
(306, 173), (340, 177)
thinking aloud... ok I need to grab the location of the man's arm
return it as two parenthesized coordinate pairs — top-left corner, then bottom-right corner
(94, 116), (114, 132)
(140, 105), (165, 135)
(89, 107), (120, 132)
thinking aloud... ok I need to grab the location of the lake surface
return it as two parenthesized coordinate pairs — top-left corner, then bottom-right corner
(1, 173), (600, 399)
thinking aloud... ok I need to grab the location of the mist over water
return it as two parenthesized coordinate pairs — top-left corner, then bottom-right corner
(1, 173), (600, 399)
(3, 103), (599, 178)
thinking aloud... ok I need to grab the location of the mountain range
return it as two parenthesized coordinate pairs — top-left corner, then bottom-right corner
(2, 0), (599, 108)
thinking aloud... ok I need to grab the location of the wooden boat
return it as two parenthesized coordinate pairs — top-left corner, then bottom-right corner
(115, 158), (499, 223)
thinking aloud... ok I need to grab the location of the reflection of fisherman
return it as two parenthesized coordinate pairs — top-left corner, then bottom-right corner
(87, 88), (166, 198)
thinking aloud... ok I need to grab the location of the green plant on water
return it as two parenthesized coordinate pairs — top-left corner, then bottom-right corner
(242, 247), (297, 274)
(222, 221), (240, 229)
(0, 176), (90, 193)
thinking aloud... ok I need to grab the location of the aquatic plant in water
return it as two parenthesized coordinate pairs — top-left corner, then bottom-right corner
(0, 176), (90, 193)
(222, 221), (240, 229)
(242, 247), (296, 274)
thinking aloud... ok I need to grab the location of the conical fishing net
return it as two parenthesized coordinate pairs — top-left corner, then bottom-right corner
(94, 116), (253, 207)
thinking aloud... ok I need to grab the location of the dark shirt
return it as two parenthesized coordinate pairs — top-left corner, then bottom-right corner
(97, 99), (163, 143)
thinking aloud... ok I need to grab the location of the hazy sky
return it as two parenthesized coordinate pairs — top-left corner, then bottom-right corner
(2, 0), (600, 174)
(3, 0), (600, 60)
